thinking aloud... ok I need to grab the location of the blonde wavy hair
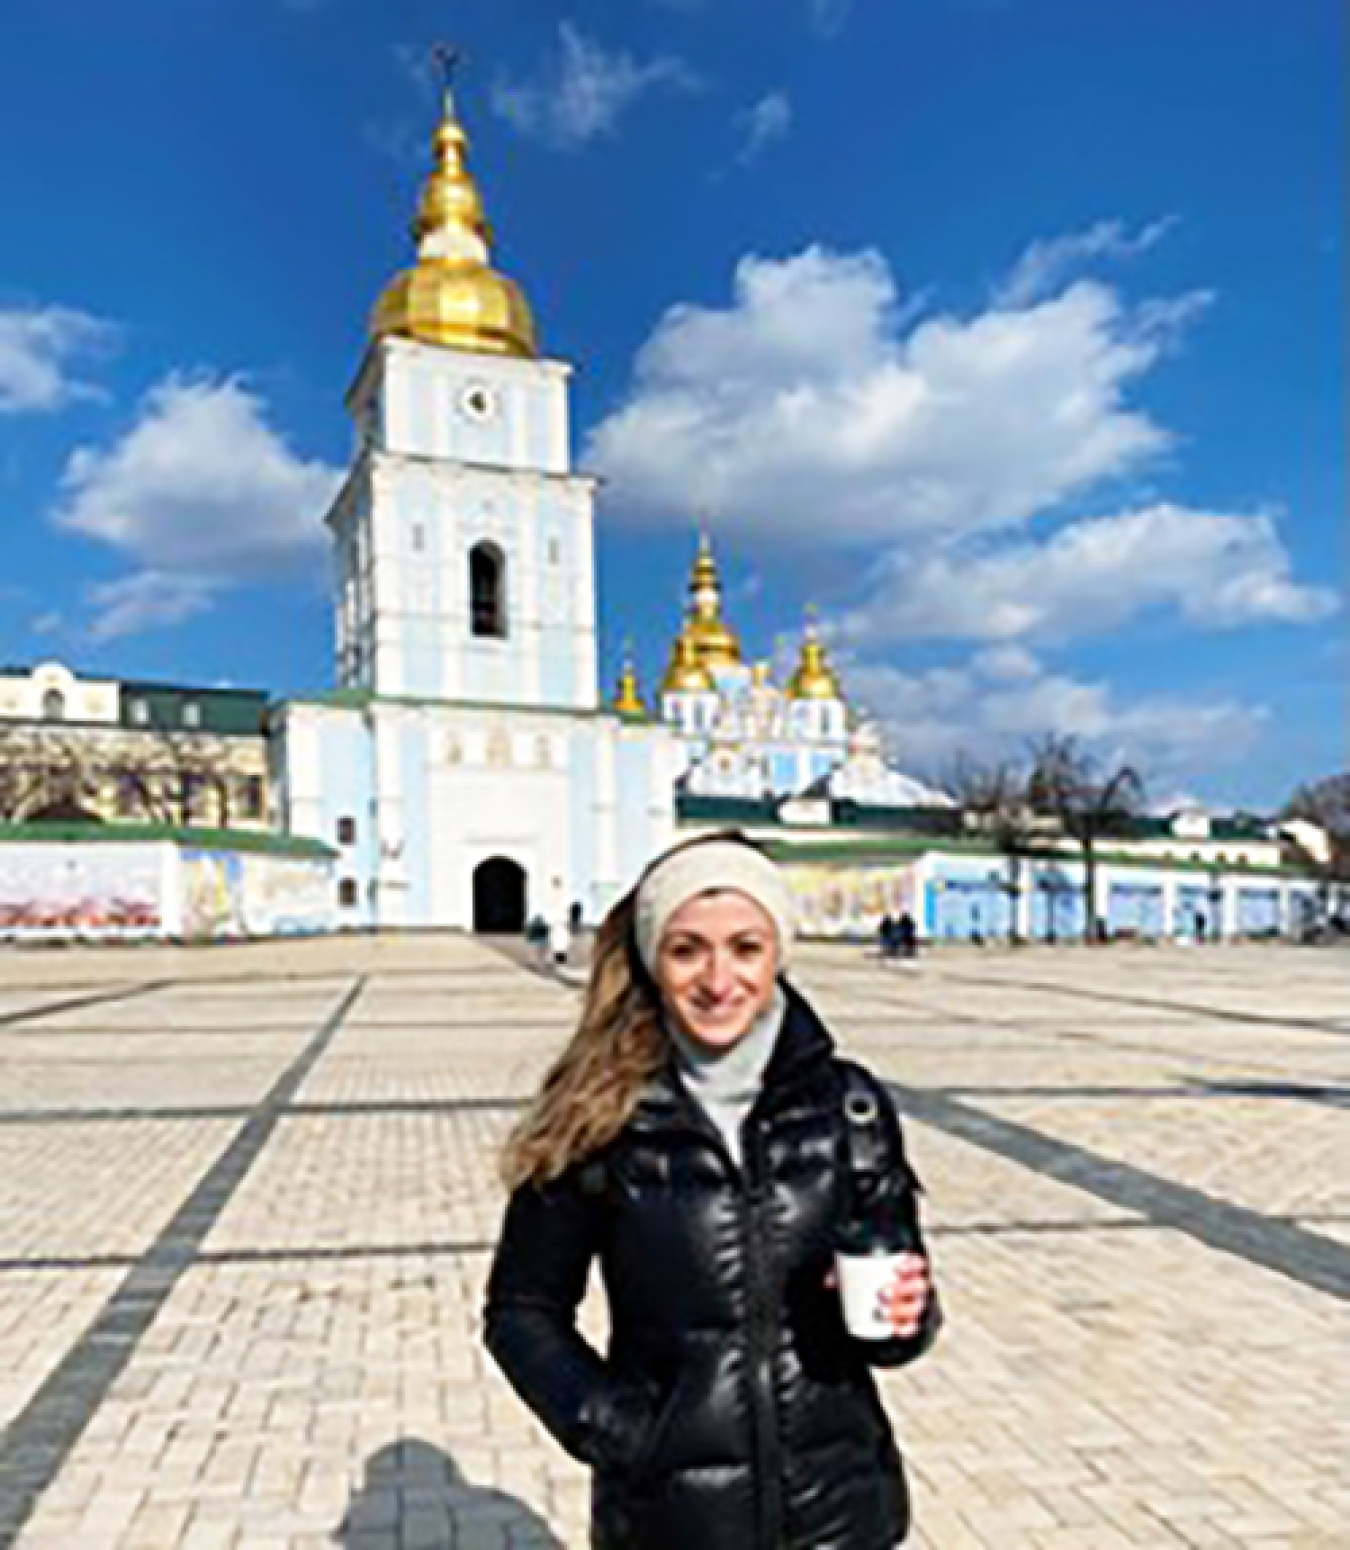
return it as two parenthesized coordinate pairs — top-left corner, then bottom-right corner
(501, 887), (664, 1190)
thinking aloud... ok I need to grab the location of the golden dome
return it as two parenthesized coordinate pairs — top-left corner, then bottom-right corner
(613, 653), (647, 718)
(787, 614), (844, 701)
(371, 92), (537, 358)
(676, 534), (742, 671)
(660, 634), (715, 695)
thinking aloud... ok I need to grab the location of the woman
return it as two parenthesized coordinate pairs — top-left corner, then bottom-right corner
(485, 833), (940, 1550)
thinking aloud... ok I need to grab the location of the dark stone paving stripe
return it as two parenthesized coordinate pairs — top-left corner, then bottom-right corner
(0, 1096), (528, 1126)
(3, 1079), (1342, 1131)
(939, 1081), (1350, 1108)
(0, 981), (169, 1030)
(889, 1081), (1350, 1302)
(926, 965), (1350, 1038)
(0, 976), (366, 1544)
(8, 1210), (1350, 1278)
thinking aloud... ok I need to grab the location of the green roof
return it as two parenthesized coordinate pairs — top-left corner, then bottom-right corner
(677, 793), (780, 825)
(119, 683), (267, 735)
(0, 822), (334, 859)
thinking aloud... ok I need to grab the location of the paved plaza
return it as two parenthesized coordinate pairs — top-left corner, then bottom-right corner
(0, 936), (1346, 1550)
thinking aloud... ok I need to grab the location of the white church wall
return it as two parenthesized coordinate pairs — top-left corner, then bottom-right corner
(278, 704), (378, 930)
(430, 760), (574, 928)
(569, 728), (606, 923)
(396, 716), (435, 924)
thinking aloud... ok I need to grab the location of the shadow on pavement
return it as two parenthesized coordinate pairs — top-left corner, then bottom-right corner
(335, 1438), (563, 1548)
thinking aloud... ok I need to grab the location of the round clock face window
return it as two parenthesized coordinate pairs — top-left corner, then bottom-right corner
(459, 384), (497, 422)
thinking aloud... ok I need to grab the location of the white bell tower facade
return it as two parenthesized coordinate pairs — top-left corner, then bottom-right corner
(275, 81), (675, 933)
(331, 340), (599, 712)
(327, 76), (598, 713)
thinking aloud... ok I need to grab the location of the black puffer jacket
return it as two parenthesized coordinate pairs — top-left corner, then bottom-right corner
(484, 982), (940, 1550)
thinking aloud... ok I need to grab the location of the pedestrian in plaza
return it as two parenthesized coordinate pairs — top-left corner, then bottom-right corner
(878, 910), (898, 960)
(485, 831), (941, 1550)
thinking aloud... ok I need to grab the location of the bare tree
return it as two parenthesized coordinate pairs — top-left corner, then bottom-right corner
(157, 730), (247, 827)
(1028, 735), (1146, 943)
(103, 730), (237, 828)
(941, 753), (1049, 944)
(0, 720), (256, 831)
(0, 725), (43, 821)
(1, 730), (104, 822)
(102, 739), (179, 824)
(1281, 772), (1350, 931)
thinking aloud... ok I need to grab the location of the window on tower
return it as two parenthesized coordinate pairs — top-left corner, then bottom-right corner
(469, 542), (507, 638)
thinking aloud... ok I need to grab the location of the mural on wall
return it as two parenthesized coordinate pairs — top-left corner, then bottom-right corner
(182, 850), (247, 938)
(0, 844), (162, 934)
(243, 855), (332, 935)
(786, 862), (920, 939)
(181, 849), (331, 938)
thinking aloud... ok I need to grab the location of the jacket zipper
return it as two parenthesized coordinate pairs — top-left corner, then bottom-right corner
(742, 1121), (784, 1550)
(667, 1082), (785, 1549)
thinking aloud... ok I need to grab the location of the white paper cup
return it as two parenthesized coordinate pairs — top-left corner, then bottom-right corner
(834, 1250), (906, 1340)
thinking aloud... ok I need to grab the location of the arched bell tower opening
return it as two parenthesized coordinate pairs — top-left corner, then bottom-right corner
(472, 856), (527, 933)
(469, 542), (507, 639)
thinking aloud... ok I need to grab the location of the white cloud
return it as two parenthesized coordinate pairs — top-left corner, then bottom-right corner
(84, 573), (217, 641)
(845, 651), (1267, 792)
(843, 502), (1338, 644)
(52, 374), (341, 637)
(492, 25), (695, 150)
(734, 92), (792, 167)
(0, 305), (117, 414)
(997, 217), (1177, 308)
(588, 246), (1190, 544)
(808, 0), (853, 37)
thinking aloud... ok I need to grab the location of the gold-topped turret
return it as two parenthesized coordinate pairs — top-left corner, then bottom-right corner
(613, 649), (647, 718)
(371, 71), (537, 357)
(679, 534), (743, 671)
(787, 610), (844, 701)
(660, 633), (715, 695)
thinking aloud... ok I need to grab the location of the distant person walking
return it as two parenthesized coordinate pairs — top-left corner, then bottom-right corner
(485, 831), (940, 1548)
(878, 912), (898, 960)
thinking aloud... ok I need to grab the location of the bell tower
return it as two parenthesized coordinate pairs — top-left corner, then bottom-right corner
(328, 71), (599, 712)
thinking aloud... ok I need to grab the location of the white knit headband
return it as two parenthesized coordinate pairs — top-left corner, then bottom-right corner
(634, 841), (795, 972)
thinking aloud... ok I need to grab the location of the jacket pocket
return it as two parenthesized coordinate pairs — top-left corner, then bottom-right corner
(630, 1365), (692, 1477)
(580, 1376), (662, 1473)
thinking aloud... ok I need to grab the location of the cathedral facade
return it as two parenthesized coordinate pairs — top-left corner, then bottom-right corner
(0, 89), (1327, 945)
(271, 88), (943, 932)
(622, 535), (946, 811)
(265, 89), (1319, 944)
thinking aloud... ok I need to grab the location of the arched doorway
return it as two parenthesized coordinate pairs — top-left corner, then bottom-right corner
(473, 856), (527, 934)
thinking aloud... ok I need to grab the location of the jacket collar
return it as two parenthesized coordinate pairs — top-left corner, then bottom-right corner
(633, 979), (835, 1130)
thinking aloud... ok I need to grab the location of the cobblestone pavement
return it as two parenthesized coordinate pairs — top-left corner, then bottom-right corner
(0, 936), (1346, 1549)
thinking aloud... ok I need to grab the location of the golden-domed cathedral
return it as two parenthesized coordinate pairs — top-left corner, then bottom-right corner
(614, 535), (944, 808)
(269, 76), (943, 933)
(4, 70), (1323, 948)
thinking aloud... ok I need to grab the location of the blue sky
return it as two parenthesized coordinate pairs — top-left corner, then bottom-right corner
(1, 0), (1343, 809)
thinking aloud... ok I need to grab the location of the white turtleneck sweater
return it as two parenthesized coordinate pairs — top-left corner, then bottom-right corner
(667, 986), (786, 1165)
